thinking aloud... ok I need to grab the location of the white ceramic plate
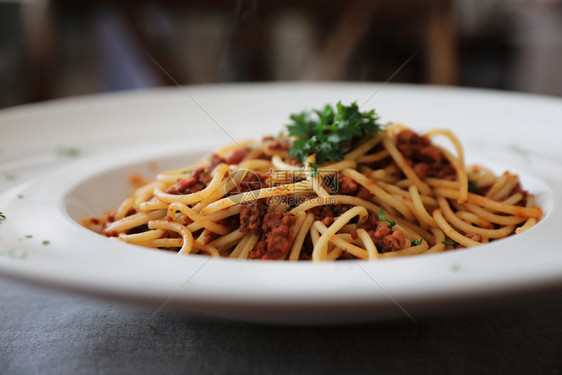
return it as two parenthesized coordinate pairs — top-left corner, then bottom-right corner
(1, 83), (561, 324)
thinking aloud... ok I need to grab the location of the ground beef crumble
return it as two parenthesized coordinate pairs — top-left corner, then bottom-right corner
(248, 212), (297, 260)
(165, 167), (212, 195)
(239, 200), (267, 234)
(396, 129), (456, 180)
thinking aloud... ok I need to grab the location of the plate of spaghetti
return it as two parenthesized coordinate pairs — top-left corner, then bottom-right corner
(1, 83), (561, 323)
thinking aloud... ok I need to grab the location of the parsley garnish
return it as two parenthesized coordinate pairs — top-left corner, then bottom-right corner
(0, 212), (5, 223)
(377, 207), (396, 229)
(332, 206), (343, 215)
(42, 240), (50, 246)
(442, 241), (458, 246)
(411, 239), (423, 246)
(24, 234), (33, 239)
(56, 146), (81, 158)
(468, 181), (477, 192)
(287, 102), (382, 172)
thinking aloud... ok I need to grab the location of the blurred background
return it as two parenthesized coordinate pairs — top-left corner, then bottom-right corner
(1, 0), (561, 109)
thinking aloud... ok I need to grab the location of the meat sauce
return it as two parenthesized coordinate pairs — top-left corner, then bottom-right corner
(248, 212), (298, 260)
(396, 129), (456, 180)
(165, 167), (212, 195)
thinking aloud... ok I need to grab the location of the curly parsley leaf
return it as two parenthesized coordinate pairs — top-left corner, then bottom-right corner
(287, 102), (383, 172)
(377, 207), (396, 229)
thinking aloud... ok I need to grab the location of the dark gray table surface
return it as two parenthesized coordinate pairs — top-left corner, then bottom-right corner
(1, 274), (560, 375)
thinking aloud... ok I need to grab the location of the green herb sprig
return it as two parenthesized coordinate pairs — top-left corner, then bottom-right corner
(411, 239), (423, 246)
(287, 102), (382, 172)
(377, 207), (396, 229)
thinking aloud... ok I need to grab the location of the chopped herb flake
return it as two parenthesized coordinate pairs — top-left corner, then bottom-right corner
(42, 240), (50, 246)
(411, 239), (423, 246)
(442, 241), (458, 246)
(24, 234), (33, 239)
(468, 181), (477, 192)
(377, 207), (396, 229)
(56, 147), (81, 158)
(450, 264), (461, 272)
(0, 212), (5, 222)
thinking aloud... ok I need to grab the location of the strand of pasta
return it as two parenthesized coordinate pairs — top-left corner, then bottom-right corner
(408, 185), (436, 227)
(425, 227), (446, 253)
(515, 196), (539, 234)
(345, 133), (384, 160)
(154, 164), (230, 205)
(490, 174), (519, 201)
(355, 150), (389, 164)
(207, 229), (244, 250)
(382, 136), (432, 195)
(139, 199), (168, 212)
(200, 180), (312, 216)
(312, 206), (368, 261)
(434, 188), (542, 218)
(356, 228), (379, 260)
(139, 238), (183, 248)
(230, 232), (259, 258)
(462, 202), (526, 226)
(119, 229), (164, 243)
(103, 210), (166, 234)
(134, 181), (159, 207)
(114, 197), (136, 221)
(238, 159), (272, 171)
(437, 197), (515, 239)
(271, 155), (303, 171)
(379, 180), (438, 207)
(432, 209), (481, 247)
(168, 202), (230, 235)
(454, 210), (494, 228)
(501, 192), (524, 206)
(312, 221), (369, 260)
(197, 168), (250, 209)
(236, 233), (260, 259)
(399, 199), (429, 230)
(485, 172), (511, 199)
(319, 159), (358, 172)
(289, 213), (315, 261)
(342, 168), (415, 221)
(437, 146), (468, 203)
(148, 220), (194, 255)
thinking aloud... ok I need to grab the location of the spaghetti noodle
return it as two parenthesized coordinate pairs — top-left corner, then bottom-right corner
(83, 103), (542, 261)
